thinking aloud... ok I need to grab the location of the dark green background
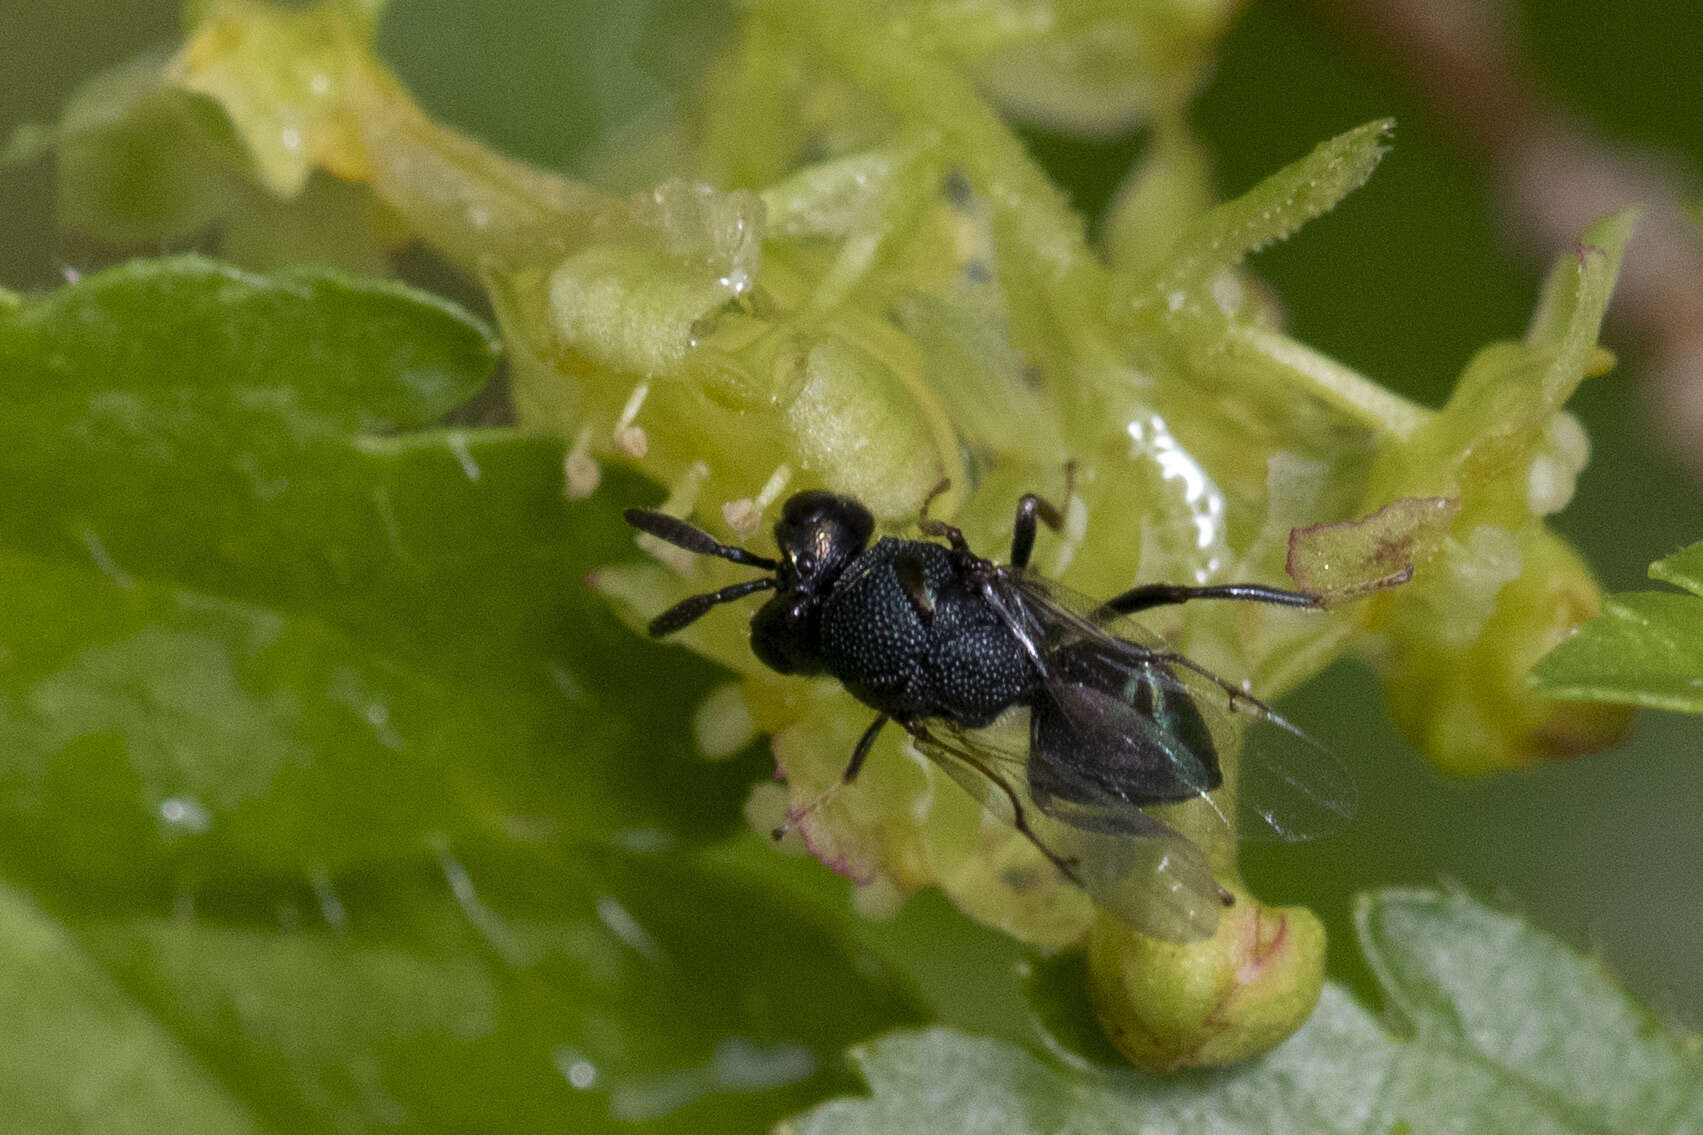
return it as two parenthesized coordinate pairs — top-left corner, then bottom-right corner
(3, 0), (1699, 1033)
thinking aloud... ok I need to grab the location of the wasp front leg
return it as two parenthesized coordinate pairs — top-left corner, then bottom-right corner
(917, 479), (972, 554)
(1009, 462), (1074, 569)
(1009, 493), (1066, 570)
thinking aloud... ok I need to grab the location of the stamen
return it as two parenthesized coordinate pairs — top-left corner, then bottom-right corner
(613, 382), (650, 458)
(722, 463), (794, 537)
(563, 424), (600, 499)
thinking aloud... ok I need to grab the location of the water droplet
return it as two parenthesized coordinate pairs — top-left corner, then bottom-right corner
(447, 431), (481, 480)
(596, 896), (664, 965)
(434, 835), (529, 966)
(548, 663), (586, 703)
(553, 1048), (600, 1090)
(159, 796), (211, 833)
(312, 866), (347, 931)
(80, 528), (135, 589)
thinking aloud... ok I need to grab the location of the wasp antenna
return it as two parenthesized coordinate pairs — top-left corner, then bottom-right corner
(624, 508), (779, 570)
(648, 578), (775, 637)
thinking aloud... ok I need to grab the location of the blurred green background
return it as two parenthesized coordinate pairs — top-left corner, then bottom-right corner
(3, 0), (1699, 1035)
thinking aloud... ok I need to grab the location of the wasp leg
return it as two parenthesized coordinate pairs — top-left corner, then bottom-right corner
(841, 713), (890, 783)
(917, 478), (972, 554)
(943, 738), (1085, 885)
(1006, 787), (1084, 886)
(1091, 581), (1322, 623)
(772, 714), (892, 843)
(1009, 493), (1065, 569)
(1009, 461), (1075, 569)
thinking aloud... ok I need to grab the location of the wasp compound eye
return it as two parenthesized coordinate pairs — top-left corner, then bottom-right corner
(750, 596), (822, 675)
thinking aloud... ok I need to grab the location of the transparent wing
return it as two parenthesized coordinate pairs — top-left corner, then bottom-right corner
(909, 714), (1226, 943)
(996, 571), (1357, 845)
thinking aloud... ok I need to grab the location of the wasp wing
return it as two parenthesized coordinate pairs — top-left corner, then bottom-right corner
(995, 571), (1357, 844)
(908, 715), (1225, 943)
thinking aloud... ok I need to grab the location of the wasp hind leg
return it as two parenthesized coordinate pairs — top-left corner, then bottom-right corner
(1090, 581), (1322, 623)
(944, 737), (1086, 885)
(998, 798), (1087, 891)
(770, 713), (891, 843)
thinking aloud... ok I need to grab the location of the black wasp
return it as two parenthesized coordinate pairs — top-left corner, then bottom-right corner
(625, 482), (1356, 941)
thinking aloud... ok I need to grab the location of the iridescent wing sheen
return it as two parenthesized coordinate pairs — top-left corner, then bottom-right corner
(991, 570), (1357, 845)
(907, 713), (1226, 943)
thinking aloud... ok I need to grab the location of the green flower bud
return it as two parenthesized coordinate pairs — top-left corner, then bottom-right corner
(1381, 529), (1633, 773)
(1087, 885), (1326, 1069)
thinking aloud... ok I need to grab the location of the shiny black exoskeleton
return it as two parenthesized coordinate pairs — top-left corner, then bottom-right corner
(625, 484), (1327, 889)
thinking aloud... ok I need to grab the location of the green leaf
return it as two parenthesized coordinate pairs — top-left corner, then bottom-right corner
(0, 257), (774, 895)
(1, 256), (922, 1128)
(1530, 541), (1703, 713)
(0, 840), (917, 1133)
(77, 843), (917, 1133)
(1652, 542), (1703, 595)
(0, 879), (265, 1133)
(789, 888), (1703, 1134)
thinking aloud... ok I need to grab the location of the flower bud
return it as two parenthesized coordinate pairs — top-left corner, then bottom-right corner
(1086, 885), (1326, 1069)
(1380, 529), (1633, 773)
